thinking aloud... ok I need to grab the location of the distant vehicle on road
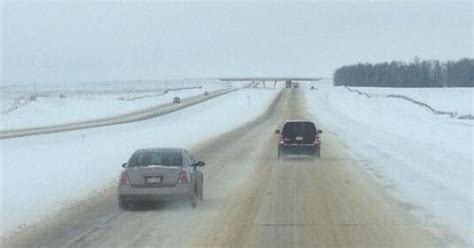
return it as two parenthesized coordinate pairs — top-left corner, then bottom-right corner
(118, 148), (205, 209)
(204, 91), (209, 96)
(275, 120), (322, 159)
(173, 97), (181, 104)
(293, 82), (299, 88)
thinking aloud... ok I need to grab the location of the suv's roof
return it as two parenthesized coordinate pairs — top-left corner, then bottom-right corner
(284, 120), (315, 124)
(134, 147), (184, 153)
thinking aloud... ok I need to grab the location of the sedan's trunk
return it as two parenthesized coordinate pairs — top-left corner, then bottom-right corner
(127, 165), (182, 187)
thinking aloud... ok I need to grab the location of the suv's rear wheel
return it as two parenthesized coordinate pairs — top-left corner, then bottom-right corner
(118, 196), (129, 210)
(199, 179), (204, 201)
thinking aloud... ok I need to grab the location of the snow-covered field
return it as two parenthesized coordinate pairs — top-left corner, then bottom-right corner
(304, 80), (473, 244)
(0, 79), (241, 130)
(0, 87), (281, 237)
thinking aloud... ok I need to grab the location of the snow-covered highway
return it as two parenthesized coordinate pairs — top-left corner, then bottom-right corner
(2, 84), (472, 247)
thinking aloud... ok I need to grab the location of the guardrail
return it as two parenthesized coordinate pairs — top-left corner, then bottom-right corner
(344, 86), (472, 120)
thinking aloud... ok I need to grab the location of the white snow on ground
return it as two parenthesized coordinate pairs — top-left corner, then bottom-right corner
(0, 79), (242, 130)
(0, 87), (281, 237)
(304, 80), (473, 245)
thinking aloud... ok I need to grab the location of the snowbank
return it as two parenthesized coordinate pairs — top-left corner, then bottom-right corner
(0, 87), (281, 237)
(304, 80), (473, 244)
(0, 79), (242, 130)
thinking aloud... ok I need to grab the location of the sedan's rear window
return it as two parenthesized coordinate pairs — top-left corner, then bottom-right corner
(128, 152), (182, 167)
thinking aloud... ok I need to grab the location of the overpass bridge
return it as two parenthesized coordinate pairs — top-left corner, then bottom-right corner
(219, 77), (324, 88)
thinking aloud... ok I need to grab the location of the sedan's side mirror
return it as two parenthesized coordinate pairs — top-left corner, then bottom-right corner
(122, 163), (127, 168)
(274, 129), (280, 134)
(195, 161), (205, 167)
(318, 130), (323, 134)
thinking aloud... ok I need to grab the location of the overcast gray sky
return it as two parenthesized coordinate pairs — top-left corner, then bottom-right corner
(1, 1), (472, 85)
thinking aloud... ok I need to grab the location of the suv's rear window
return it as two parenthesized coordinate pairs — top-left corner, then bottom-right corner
(129, 152), (182, 167)
(282, 122), (317, 137)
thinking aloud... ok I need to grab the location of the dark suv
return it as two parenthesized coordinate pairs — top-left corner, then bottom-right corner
(275, 120), (322, 159)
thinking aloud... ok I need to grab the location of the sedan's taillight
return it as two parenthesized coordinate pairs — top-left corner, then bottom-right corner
(177, 169), (190, 184)
(119, 171), (129, 185)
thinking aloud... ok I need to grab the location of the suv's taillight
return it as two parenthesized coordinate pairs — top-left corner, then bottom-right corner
(279, 134), (290, 144)
(177, 169), (190, 184)
(314, 135), (320, 145)
(119, 171), (129, 185)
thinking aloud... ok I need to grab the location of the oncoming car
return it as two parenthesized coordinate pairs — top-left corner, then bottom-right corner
(275, 120), (322, 159)
(118, 148), (205, 209)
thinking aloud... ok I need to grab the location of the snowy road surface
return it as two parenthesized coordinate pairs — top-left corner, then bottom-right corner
(5, 89), (465, 248)
(1, 87), (280, 237)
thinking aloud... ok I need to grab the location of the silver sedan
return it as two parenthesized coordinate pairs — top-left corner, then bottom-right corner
(118, 148), (205, 209)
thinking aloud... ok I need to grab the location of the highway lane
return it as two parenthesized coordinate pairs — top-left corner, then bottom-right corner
(5, 89), (442, 248)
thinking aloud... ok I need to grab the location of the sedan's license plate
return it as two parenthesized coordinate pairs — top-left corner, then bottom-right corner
(146, 177), (162, 184)
(295, 136), (303, 141)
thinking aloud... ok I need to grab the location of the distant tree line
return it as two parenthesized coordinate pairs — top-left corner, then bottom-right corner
(333, 58), (474, 87)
